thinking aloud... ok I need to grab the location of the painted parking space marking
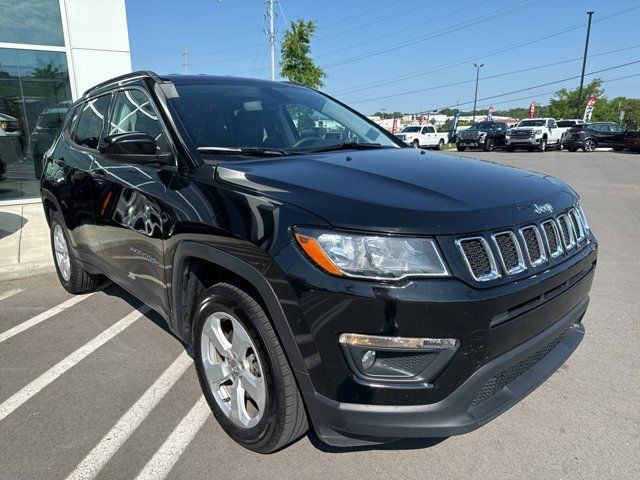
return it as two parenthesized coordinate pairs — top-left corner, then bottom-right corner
(66, 351), (193, 480)
(0, 288), (24, 302)
(134, 396), (210, 480)
(0, 307), (149, 422)
(0, 293), (95, 344)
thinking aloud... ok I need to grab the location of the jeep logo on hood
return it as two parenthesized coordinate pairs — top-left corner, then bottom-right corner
(533, 203), (553, 214)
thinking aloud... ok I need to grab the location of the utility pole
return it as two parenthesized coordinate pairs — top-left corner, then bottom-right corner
(182, 47), (189, 74)
(472, 63), (484, 122)
(266, 0), (276, 81)
(576, 11), (594, 118)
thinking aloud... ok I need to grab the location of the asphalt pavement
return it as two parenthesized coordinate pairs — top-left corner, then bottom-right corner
(0, 148), (638, 480)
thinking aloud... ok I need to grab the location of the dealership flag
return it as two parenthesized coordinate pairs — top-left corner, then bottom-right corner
(528, 102), (537, 118)
(583, 96), (597, 122)
(449, 111), (461, 140)
(392, 117), (398, 134)
(487, 105), (494, 121)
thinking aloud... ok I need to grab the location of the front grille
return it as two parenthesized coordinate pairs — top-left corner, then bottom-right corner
(511, 129), (534, 138)
(470, 329), (571, 407)
(456, 238), (498, 281)
(455, 205), (590, 282)
(492, 232), (524, 274)
(520, 226), (546, 266)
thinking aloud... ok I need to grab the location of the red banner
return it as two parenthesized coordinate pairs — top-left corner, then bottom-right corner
(487, 105), (494, 121)
(392, 117), (398, 134)
(583, 96), (597, 122)
(528, 102), (537, 118)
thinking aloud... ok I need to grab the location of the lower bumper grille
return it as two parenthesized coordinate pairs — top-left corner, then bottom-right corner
(470, 328), (571, 407)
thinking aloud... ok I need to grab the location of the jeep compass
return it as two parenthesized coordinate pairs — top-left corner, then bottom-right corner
(40, 72), (597, 453)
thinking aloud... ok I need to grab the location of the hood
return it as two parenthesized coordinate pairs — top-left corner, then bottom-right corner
(215, 148), (577, 235)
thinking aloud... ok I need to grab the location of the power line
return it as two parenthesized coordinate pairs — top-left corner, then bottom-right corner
(412, 60), (640, 115)
(333, 5), (640, 97)
(346, 45), (640, 104)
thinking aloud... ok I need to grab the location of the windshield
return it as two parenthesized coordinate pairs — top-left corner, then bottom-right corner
(518, 119), (545, 127)
(400, 126), (421, 133)
(469, 121), (495, 131)
(163, 80), (399, 154)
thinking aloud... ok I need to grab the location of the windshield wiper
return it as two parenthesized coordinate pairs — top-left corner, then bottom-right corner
(197, 146), (294, 156)
(306, 142), (386, 153)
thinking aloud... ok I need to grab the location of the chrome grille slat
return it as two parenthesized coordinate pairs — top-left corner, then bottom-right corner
(520, 225), (547, 267)
(542, 220), (563, 258)
(569, 208), (586, 244)
(456, 237), (500, 282)
(492, 231), (525, 275)
(557, 214), (576, 250)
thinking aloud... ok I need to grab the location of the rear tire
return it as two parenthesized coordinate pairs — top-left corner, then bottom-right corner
(556, 140), (562, 151)
(193, 282), (308, 453)
(412, 139), (420, 148)
(582, 138), (597, 152)
(49, 211), (100, 294)
(568, 147), (578, 152)
(506, 146), (515, 152)
(437, 138), (445, 150)
(613, 146), (624, 152)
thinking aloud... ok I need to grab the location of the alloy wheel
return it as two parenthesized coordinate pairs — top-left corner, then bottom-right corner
(53, 224), (71, 282)
(200, 311), (266, 429)
(584, 139), (596, 152)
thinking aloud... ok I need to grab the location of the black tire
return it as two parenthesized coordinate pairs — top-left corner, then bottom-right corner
(483, 138), (494, 151)
(49, 211), (100, 294)
(412, 139), (420, 148)
(506, 146), (515, 152)
(456, 145), (466, 152)
(582, 138), (597, 152)
(556, 140), (562, 151)
(193, 282), (308, 453)
(568, 147), (578, 152)
(613, 146), (624, 152)
(437, 138), (445, 150)
(538, 137), (547, 152)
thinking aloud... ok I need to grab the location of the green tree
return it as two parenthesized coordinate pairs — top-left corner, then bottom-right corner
(547, 78), (605, 119)
(279, 19), (326, 89)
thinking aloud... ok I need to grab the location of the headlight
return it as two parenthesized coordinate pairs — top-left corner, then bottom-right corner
(535, 129), (543, 135)
(294, 227), (450, 280)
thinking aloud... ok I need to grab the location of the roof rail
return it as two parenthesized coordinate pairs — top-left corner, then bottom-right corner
(83, 70), (159, 97)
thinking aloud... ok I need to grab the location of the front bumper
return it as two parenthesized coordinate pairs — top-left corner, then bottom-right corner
(507, 136), (542, 146)
(302, 299), (586, 445)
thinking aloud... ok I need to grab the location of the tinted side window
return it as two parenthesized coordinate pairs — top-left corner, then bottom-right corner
(72, 95), (110, 149)
(109, 89), (169, 153)
(610, 124), (625, 133)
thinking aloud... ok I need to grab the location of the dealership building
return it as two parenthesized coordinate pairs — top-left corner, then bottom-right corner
(0, 0), (132, 202)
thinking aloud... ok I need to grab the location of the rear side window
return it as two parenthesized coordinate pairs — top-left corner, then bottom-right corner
(72, 95), (110, 149)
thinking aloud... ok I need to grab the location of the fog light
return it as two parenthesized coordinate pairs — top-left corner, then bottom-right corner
(361, 350), (376, 369)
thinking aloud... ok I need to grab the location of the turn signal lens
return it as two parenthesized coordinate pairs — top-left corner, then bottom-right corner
(339, 333), (460, 351)
(294, 232), (343, 276)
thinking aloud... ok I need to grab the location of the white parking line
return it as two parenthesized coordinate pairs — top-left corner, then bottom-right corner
(0, 307), (149, 422)
(0, 293), (95, 344)
(134, 396), (211, 480)
(66, 351), (193, 480)
(0, 288), (24, 302)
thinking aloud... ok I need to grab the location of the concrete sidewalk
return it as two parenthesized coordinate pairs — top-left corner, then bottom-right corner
(0, 199), (54, 281)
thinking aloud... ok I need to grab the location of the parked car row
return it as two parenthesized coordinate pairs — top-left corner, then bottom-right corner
(431, 117), (640, 153)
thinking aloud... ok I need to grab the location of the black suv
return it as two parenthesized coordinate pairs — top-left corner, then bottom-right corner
(456, 121), (509, 151)
(40, 72), (597, 453)
(562, 122), (628, 152)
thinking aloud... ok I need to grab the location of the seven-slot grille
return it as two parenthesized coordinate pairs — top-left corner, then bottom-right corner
(456, 206), (589, 282)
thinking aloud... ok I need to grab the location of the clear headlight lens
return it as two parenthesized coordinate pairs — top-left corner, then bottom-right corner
(535, 129), (543, 135)
(294, 227), (449, 280)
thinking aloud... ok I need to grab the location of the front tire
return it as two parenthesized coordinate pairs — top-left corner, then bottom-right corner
(483, 138), (494, 151)
(50, 211), (100, 294)
(538, 137), (547, 152)
(456, 144), (466, 152)
(412, 139), (420, 148)
(613, 146), (624, 152)
(193, 283), (308, 453)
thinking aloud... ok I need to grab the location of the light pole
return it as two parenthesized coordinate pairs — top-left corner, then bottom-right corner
(472, 63), (484, 122)
(576, 11), (595, 118)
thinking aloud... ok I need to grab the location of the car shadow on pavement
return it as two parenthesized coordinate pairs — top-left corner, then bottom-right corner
(99, 280), (193, 357)
(306, 431), (447, 453)
(0, 211), (26, 239)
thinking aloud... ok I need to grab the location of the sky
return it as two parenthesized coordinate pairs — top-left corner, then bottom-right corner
(125, 0), (640, 115)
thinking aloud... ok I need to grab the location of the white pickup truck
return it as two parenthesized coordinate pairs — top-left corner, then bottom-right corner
(396, 124), (449, 149)
(506, 118), (562, 152)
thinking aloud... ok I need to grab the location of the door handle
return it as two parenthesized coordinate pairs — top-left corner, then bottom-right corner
(54, 157), (66, 166)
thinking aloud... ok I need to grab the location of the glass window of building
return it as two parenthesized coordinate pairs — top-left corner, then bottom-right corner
(0, 48), (72, 200)
(0, 0), (65, 46)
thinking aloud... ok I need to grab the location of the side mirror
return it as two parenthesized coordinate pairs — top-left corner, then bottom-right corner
(101, 132), (172, 165)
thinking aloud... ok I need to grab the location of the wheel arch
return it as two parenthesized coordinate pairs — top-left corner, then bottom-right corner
(171, 241), (309, 378)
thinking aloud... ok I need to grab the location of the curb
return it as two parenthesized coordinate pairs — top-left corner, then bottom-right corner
(0, 260), (56, 282)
